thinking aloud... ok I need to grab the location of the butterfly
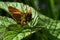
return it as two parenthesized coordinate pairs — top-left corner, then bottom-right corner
(8, 5), (32, 26)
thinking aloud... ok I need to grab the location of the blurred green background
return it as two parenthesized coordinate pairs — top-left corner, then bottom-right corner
(0, 0), (60, 20)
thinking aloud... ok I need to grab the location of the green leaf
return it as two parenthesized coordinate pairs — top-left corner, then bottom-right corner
(38, 13), (60, 39)
(0, 16), (17, 33)
(0, 16), (17, 40)
(4, 25), (35, 40)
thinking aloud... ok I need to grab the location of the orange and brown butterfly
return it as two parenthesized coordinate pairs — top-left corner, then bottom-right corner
(8, 5), (32, 25)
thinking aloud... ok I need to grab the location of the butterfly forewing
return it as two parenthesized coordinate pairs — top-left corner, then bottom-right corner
(8, 6), (22, 14)
(8, 6), (23, 24)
